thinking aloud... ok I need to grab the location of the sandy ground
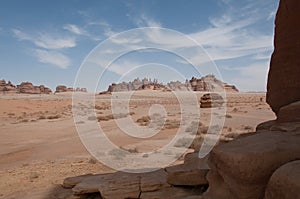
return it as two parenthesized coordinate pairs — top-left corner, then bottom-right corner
(0, 91), (275, 199)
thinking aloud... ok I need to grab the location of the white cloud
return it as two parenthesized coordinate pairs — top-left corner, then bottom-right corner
(63, 24), (87, 35)
(229, 61), (270, 91)
(12, 29), (76, 49)
(33, 49), (71, 69)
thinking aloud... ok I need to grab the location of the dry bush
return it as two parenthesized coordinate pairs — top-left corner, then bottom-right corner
(190, 136), (204, 151)
(174, 137), (193, 148)
(38, 115), (46, 120)
(120, 146), (138, 153)
(164, 119), (180, 129)
(87, 115), (97, 121)
(225, 114), (233, 118)
(185, 121), (208, 135)
(136, 116), (151, 126)
(20, 119), (29, 123)
(47, 115), (61, 120)
(97, 113), (128, 122)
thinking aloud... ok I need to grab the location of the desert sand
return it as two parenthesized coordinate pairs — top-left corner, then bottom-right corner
(0, 91), (275, 198)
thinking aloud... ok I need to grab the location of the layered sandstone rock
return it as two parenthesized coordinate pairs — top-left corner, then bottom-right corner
(105, 75), (238, 93)
(0, 79), (17, 94)
(55, 85), (88, 93)
(55, 85), (67, 93)
(267, 0), (300, 114)
(17, 82), (52, 94)
(203, 130), (300, 199)
(200, 93), (225, 108)
(265, 160), (300, 199)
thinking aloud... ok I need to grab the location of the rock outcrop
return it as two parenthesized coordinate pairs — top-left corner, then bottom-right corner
(200, 93), (225, 108)
(0, 79), (17, 94)
(104, 75), (238, 93)
(265, 160), (300, 199)
(267, 0), (300, 114)
(17, 82), (52, 94)
(55, 85), (88, 93)
(203, 130), (300, 199)
(203, 1), (300, 198)
(62, 152), (209, 198)
(0, 80), (52, 94)
(189, 75), (238, 92)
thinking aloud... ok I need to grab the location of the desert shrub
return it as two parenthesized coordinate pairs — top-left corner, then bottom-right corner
(88, 157), (98, 164)
(108, 148), (128, 159)
(136, 116), (151, 126)
(47, 115), (61, 119)
(120, 146), (138, 153)
(244, 125), (254, 131)
(174, 137), (193, 148)
(225, 114), (233, 118)
(87, 115), (97, 121)
(190, 136), (204, 151)
(97, 115), (113, 121)
(164, 119), (180, 129)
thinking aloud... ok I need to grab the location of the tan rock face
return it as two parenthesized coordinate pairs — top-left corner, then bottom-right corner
(200, 93), (225, 108)
(105, 75), (238, 93)
(205, 131), (300, 199)
(0, 79), (17, 94)
(17, 82), (52, 94)
(267, 0), (300, 114)
(265, 160), (300, 199)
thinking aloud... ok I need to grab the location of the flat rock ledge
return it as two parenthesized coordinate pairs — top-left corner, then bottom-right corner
(62, 154), (209, 199)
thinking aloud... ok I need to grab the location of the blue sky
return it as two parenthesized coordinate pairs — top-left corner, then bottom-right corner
(0, 0), (279, 92)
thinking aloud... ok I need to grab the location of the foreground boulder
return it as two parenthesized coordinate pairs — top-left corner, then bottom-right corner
(203, 130), (300, 199)
(166, 153), (209, 186)
(265, 160), (300, 199)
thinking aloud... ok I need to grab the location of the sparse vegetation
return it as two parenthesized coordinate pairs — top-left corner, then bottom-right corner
(174, 137), (193, 148)
(47, 114), (61, 120)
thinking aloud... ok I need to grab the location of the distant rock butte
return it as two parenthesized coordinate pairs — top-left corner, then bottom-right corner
(0, 79), (52, 94)
(103, 75), (238, 93)
(55, 85), (88, 93)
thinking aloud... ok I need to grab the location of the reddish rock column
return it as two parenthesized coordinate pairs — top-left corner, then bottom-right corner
(267, 0), (300, 114)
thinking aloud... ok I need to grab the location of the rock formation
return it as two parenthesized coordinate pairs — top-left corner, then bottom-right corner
(55, 85), (88, 93)
(0, 79), (17, 94)
(17, 82), (52, 94)
(62, 151), (208, 198)
(104, 75), (238, 93)
(62, 0), (300, 198)
(189, 75), (238, 92)
(0, 80), (52, 94)
(200, 93), (225, 108)
(55, 85), (67, 93)
(267, 0), (300, 114)
(203, 0), (300, 198)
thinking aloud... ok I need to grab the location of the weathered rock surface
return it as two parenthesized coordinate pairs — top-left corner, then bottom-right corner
(204, 130), (300, 199)
(17, 82), (52, 94)
(55, 85), (88, 93)
(265, 160), (300, 199)
(105, 75), (238, 93)
(165, 152), (209, 187)
(64, 169), (170, 198)
(166, 163), (209, 186)
(277, 101), (300, 123)
(267, 0), (300, 114)
(0, 79), (17, 94)
(63, 173), (94, 188)
(140, 187), (203, 199)
(200, 93), (225, 108)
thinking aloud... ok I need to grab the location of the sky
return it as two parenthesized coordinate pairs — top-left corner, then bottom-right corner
(0, 0), (279, 92)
